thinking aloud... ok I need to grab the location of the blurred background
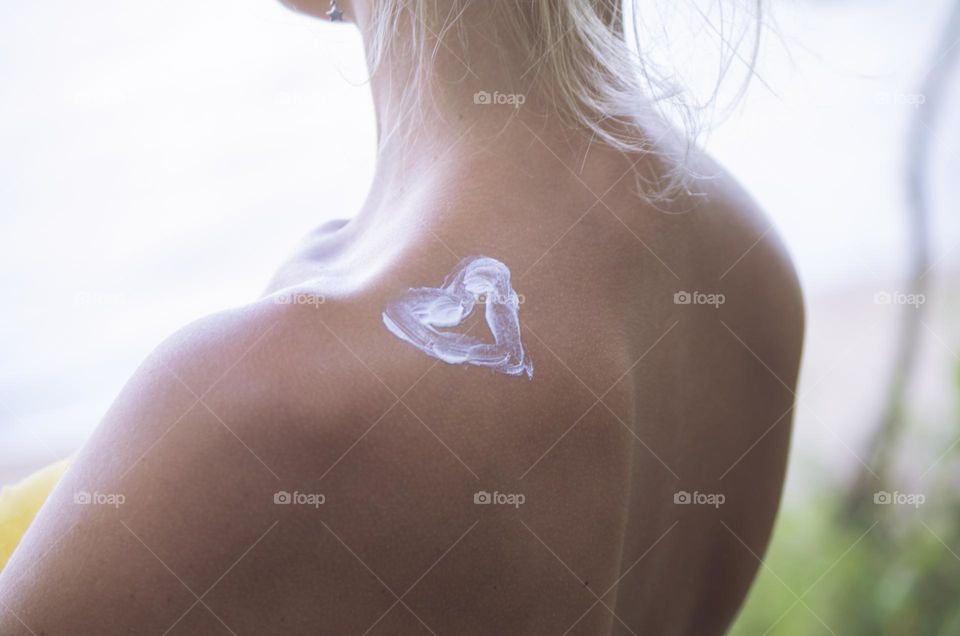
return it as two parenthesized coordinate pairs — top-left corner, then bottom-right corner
(1, 0), (958, 632)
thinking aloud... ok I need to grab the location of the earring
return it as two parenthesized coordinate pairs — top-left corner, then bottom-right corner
(326, 0), (344, 22)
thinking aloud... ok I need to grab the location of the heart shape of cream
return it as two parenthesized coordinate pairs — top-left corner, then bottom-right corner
(382, 256), (534, 379)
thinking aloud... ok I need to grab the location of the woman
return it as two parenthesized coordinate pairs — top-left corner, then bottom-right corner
(0, 0), (802, 633)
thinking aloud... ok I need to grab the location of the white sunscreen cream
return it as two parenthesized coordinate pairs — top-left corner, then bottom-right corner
(382, 256), (534, 379)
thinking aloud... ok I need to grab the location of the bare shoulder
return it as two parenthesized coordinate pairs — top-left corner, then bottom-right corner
(638, 148), (805, 370)
(600, 151), (806, 634)
(688, 151), (804, 333)
(0, 294), (399, 634)
(666, 150), (804, 477)
(702, 158), (804, 392)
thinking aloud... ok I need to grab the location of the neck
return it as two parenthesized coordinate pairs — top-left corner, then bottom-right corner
(349, 0), (578, 206)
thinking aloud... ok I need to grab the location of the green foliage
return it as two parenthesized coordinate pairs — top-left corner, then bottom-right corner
(731, 377), (960, 635)
(731, 503), (959, 635)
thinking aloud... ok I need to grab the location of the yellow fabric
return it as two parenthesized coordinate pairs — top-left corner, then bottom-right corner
(0, 459), (71, 573)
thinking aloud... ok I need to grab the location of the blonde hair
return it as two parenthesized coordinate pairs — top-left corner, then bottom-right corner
(362, 0), (766, 198)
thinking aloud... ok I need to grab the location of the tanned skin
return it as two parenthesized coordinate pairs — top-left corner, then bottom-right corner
(0, 1), (803, 634)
